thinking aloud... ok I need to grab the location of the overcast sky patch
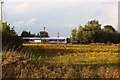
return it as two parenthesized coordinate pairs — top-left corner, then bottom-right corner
(2, 0), (118, 37)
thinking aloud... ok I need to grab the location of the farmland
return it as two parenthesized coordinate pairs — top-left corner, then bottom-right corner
(2, 43), (120, 78)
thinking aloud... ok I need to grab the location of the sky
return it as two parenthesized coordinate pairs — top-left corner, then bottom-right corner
(2, 0), (119, 37)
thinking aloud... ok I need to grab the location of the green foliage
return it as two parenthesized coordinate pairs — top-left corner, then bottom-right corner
(21, 30), (35, 37)
(2, 22), (23, 48)
(71, 20), (120, 44)
(71, 28), (77, 43)
(38, 31), (49, 38)
(104, 25), (116, 32)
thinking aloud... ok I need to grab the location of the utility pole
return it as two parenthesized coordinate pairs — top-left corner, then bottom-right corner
(118, 2), (120, 44)
(44, 27), (45, 34)
(0, 0), (3, 30)
(57, 32), (59, 38)
(43, 26), (45, 42)
(0, 0), (2, 21)
(0, 1), (2, 79)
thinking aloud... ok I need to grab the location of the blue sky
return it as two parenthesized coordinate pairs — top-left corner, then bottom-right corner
(3, 0), (119, 37)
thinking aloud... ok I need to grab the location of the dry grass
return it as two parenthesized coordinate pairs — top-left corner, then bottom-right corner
(1, 43), (120, 78)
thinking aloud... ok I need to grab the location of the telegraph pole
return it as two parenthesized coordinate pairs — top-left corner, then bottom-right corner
(0, 0), (2, 21)
(43, 26), (45, 42)
(0, 0), (3, 30)
(0, 1), (2, 79)
(0, 0), (3, 21)
(57, 32), (59, 38)
(44, 27), (45, 34)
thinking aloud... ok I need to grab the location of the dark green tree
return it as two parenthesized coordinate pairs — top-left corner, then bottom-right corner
(101, 25), (117, 43)
(2, 22), (23, 48)
(104, 25), (116, 32)
(21, 30), (35, 37)
(38, 31), (49, 38)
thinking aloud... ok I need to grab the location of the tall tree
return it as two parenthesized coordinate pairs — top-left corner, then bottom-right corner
(76, 26), (83, 43)
(86, 20), (101, 43)
(71, 28), (77, 43)
(76, 20), (101, 43)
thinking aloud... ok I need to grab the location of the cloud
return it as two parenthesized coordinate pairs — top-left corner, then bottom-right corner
(12, 18), (36, 35)
(14, 3), (29, 14)
(3, 3), (30, 15)
(13, 18), (36, 27)
(25, 18), (36, 26)
(5, 0), (118, 17)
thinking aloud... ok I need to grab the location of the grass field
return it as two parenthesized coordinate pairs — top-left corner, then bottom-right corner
(1, 43), (120, 78)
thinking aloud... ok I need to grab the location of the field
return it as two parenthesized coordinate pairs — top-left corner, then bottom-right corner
(1, 43), (120, 78)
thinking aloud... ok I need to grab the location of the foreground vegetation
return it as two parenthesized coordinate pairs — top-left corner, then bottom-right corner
(1, 44), (120, 78)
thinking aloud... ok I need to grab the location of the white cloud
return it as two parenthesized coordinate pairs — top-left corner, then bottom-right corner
(13, 21), (24, 27)
(3, 3), (30, 15)
(13, 18), (36, 27)
(25, 18), (36, 26)
(14, 3), (29, 14)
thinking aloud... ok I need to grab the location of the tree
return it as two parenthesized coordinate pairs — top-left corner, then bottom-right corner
(2, 22), (23, 48)
(71, 28), (77, 43)
(101, 25), (117, 43)
(21, 30), (35, 37)
(71, 20), (120, 44)
(75, 20), (101, 43)
(38, 31), (49, 38)
(86, 20), (101, 43)
(104, 25), (116, 32)
(76, 26), (83, 43)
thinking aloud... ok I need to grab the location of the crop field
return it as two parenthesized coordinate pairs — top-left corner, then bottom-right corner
(2, 43), (120, 78)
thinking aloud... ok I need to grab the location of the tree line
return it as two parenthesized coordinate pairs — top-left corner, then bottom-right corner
(71, 20), (120, 44)
(21, 30), (49, 38)
(2, 22), (49, 48)
(2, 20), (120, 48)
